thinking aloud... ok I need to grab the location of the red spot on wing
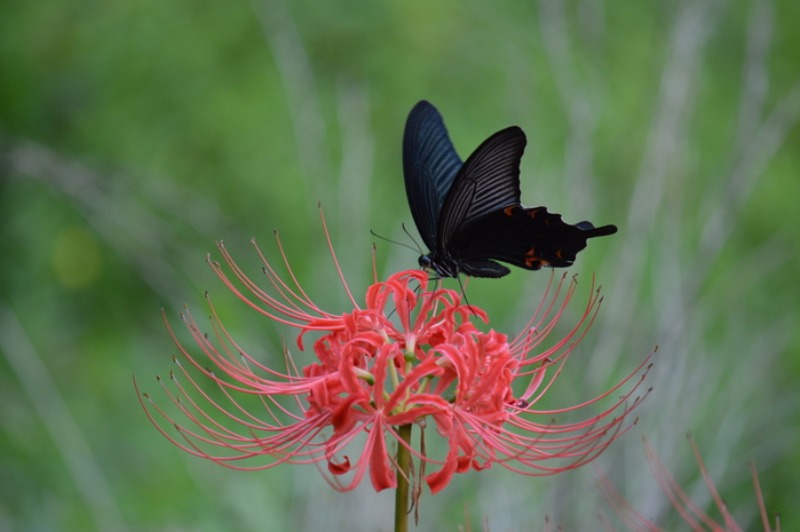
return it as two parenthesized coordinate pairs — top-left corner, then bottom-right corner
(524, 247), (548, 269)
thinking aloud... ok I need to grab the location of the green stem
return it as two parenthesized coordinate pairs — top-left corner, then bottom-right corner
(394, 423), (412, 532)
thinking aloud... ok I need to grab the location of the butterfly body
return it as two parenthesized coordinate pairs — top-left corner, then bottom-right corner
(403, 100), (616, 278)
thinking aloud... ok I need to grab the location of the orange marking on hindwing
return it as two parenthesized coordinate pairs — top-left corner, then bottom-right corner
(524, 247), (539, 268)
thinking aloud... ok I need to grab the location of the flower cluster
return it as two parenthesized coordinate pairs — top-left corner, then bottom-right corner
(137, 219), (651, 494)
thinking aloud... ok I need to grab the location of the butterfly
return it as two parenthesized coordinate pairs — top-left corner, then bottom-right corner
(403, 100), (617, 278)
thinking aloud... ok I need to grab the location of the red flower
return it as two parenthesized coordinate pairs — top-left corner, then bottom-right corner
(136, 214), (652, 494)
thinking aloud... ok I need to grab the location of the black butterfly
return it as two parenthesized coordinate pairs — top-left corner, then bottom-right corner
(403, 100), (617, 278)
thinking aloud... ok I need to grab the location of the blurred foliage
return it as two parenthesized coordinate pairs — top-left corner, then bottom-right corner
(1, 0), (799, 529)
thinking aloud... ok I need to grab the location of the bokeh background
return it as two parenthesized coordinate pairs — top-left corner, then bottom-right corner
(2, 0), (799, 529)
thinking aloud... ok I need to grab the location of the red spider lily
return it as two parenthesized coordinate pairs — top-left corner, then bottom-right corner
(136, 213), (652, 494)
(598, 435), (780, 531)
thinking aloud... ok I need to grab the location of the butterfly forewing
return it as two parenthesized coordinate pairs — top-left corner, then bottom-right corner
(436, 127), (526, 252)
(403, 101), (463, 250)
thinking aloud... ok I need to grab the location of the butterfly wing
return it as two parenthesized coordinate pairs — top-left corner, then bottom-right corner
(402, 101), (463, 250)
(449, 205), (618, 270)
(436, 126), (526, 253)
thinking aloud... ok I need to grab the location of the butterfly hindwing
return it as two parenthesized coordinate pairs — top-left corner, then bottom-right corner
(449, 205), (617, 270)
(402, 100), (463, 250)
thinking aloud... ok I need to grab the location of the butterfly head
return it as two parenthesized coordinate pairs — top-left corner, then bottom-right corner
(418, 253), (459, 278)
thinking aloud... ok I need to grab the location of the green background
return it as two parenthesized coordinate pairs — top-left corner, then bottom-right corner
(2, 0), (798, 529)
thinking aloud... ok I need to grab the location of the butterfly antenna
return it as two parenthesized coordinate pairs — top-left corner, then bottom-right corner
(401, 223), (424, 255)
(369, 229), (420, 254)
